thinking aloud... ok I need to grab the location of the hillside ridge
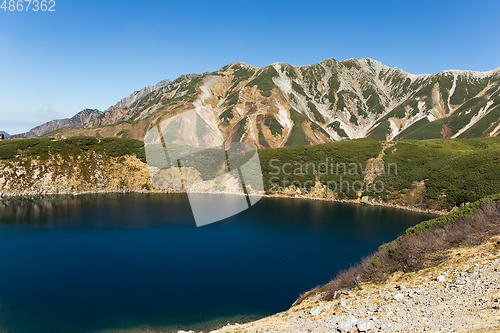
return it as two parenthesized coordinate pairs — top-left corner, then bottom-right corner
(21, 57), (500, 145)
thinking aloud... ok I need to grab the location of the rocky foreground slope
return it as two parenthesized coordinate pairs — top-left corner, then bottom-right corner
(210, 239), (500, 333)
(24, 58), (500, 146)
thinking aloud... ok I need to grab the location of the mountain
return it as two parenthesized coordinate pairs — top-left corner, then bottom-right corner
(107, 79), (172, 112)
(32, 58), (500, 145)
(23, 109), (103, 138)
(0, 131), (10, 138)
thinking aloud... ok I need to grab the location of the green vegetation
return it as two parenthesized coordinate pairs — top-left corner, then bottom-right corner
(264, 115), (283, 135)
(450, 76), (490, 105)
(246, 66), (278, 93)
(403, 193), (500, 235)
(336, 93), (346, 111)
(230, 66), (255, 90)
(401, 78), (411, 94)
(185, 75), (203, 96)
(412, 77), (436, 109)
(259, 139), (382, 198)
(0, 136), (146, 162)
(341, 59), (361, 70)
(368, 121), (390, 141)
(310, 123), (331, 138)
(395, 117), (429, 139)
(372, 137), (500, 210)
(143, 91), (164, 110)
(308, 101), (325, 123)
(365, 89), (384, 115)
(286, 108), (310, 146)
(327, 121), (348, 137)
(257, 123), (269, 148)
(363, 86), (384, 113)
(292, 81), (306, 96)
(226, 91), (239, 106)
(328, 74), (341, 92)
(281, 63), (297, 79)
(99, 138), (145, 161)
(398, 94), (500, 140)
(116, 129), (130, 138)
(219, 108), (234, 122)
(234, 117), (247, 142)
(458, 104), (500, 138)
(147, 142), (256, 182)
(386, 100), (419, 119)
(398, 117), (444, 140)
(349, 114), (358, 125)
(232, 66), (254, 80)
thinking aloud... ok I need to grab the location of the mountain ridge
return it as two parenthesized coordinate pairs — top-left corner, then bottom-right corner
(22, 57), (500, 146)
(23, 109), (103, 138)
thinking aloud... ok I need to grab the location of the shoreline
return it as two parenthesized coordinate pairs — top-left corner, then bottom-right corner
(0, 188), (449, 333)
(0, 188), (448, 216)
(261, 193), (447, 216)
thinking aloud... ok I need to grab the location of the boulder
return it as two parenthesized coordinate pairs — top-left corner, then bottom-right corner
(310, 306), (322, 316)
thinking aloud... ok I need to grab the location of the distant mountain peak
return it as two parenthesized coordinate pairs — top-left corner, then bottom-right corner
(106, 79), (172, 111)
(23, 108), (102, 138)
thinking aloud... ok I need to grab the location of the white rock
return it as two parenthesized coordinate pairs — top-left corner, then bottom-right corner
(436, 275), (446, 282)
(310, 306), (322, 316)
(339, 298), (348, 307)
(393, 293), (404, 301)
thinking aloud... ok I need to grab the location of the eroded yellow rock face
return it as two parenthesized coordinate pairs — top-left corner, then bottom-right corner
(0, 151), (151, 196)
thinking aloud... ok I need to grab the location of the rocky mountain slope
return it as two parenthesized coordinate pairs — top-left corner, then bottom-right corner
(23, 108), (102, 137)
(0, 131), (9, 138)
(26, 58), (500, 146)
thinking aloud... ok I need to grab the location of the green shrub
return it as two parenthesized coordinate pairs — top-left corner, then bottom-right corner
(286, 108), (310, 146)
(246, 66), (278, 92)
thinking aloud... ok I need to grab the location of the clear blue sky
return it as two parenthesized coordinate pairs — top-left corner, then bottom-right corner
(1, 0), (499, 134)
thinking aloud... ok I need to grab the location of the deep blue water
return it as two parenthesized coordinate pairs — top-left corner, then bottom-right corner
(0, 193), (432, 332)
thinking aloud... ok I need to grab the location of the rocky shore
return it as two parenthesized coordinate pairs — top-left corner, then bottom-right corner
(0, 150), (447, 216)
(205, 238), (500, 333)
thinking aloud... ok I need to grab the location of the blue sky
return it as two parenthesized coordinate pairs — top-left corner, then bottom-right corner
(1, 0), (499, 134)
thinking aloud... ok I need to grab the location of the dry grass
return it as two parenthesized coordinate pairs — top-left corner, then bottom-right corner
(322, 202), (500, 300)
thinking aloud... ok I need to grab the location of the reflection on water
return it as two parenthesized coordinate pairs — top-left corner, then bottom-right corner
(0, 193), (433, 333)
(0, 193), (193, 228)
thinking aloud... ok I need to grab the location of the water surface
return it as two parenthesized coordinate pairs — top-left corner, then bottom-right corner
(0, 194), (432, 332)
